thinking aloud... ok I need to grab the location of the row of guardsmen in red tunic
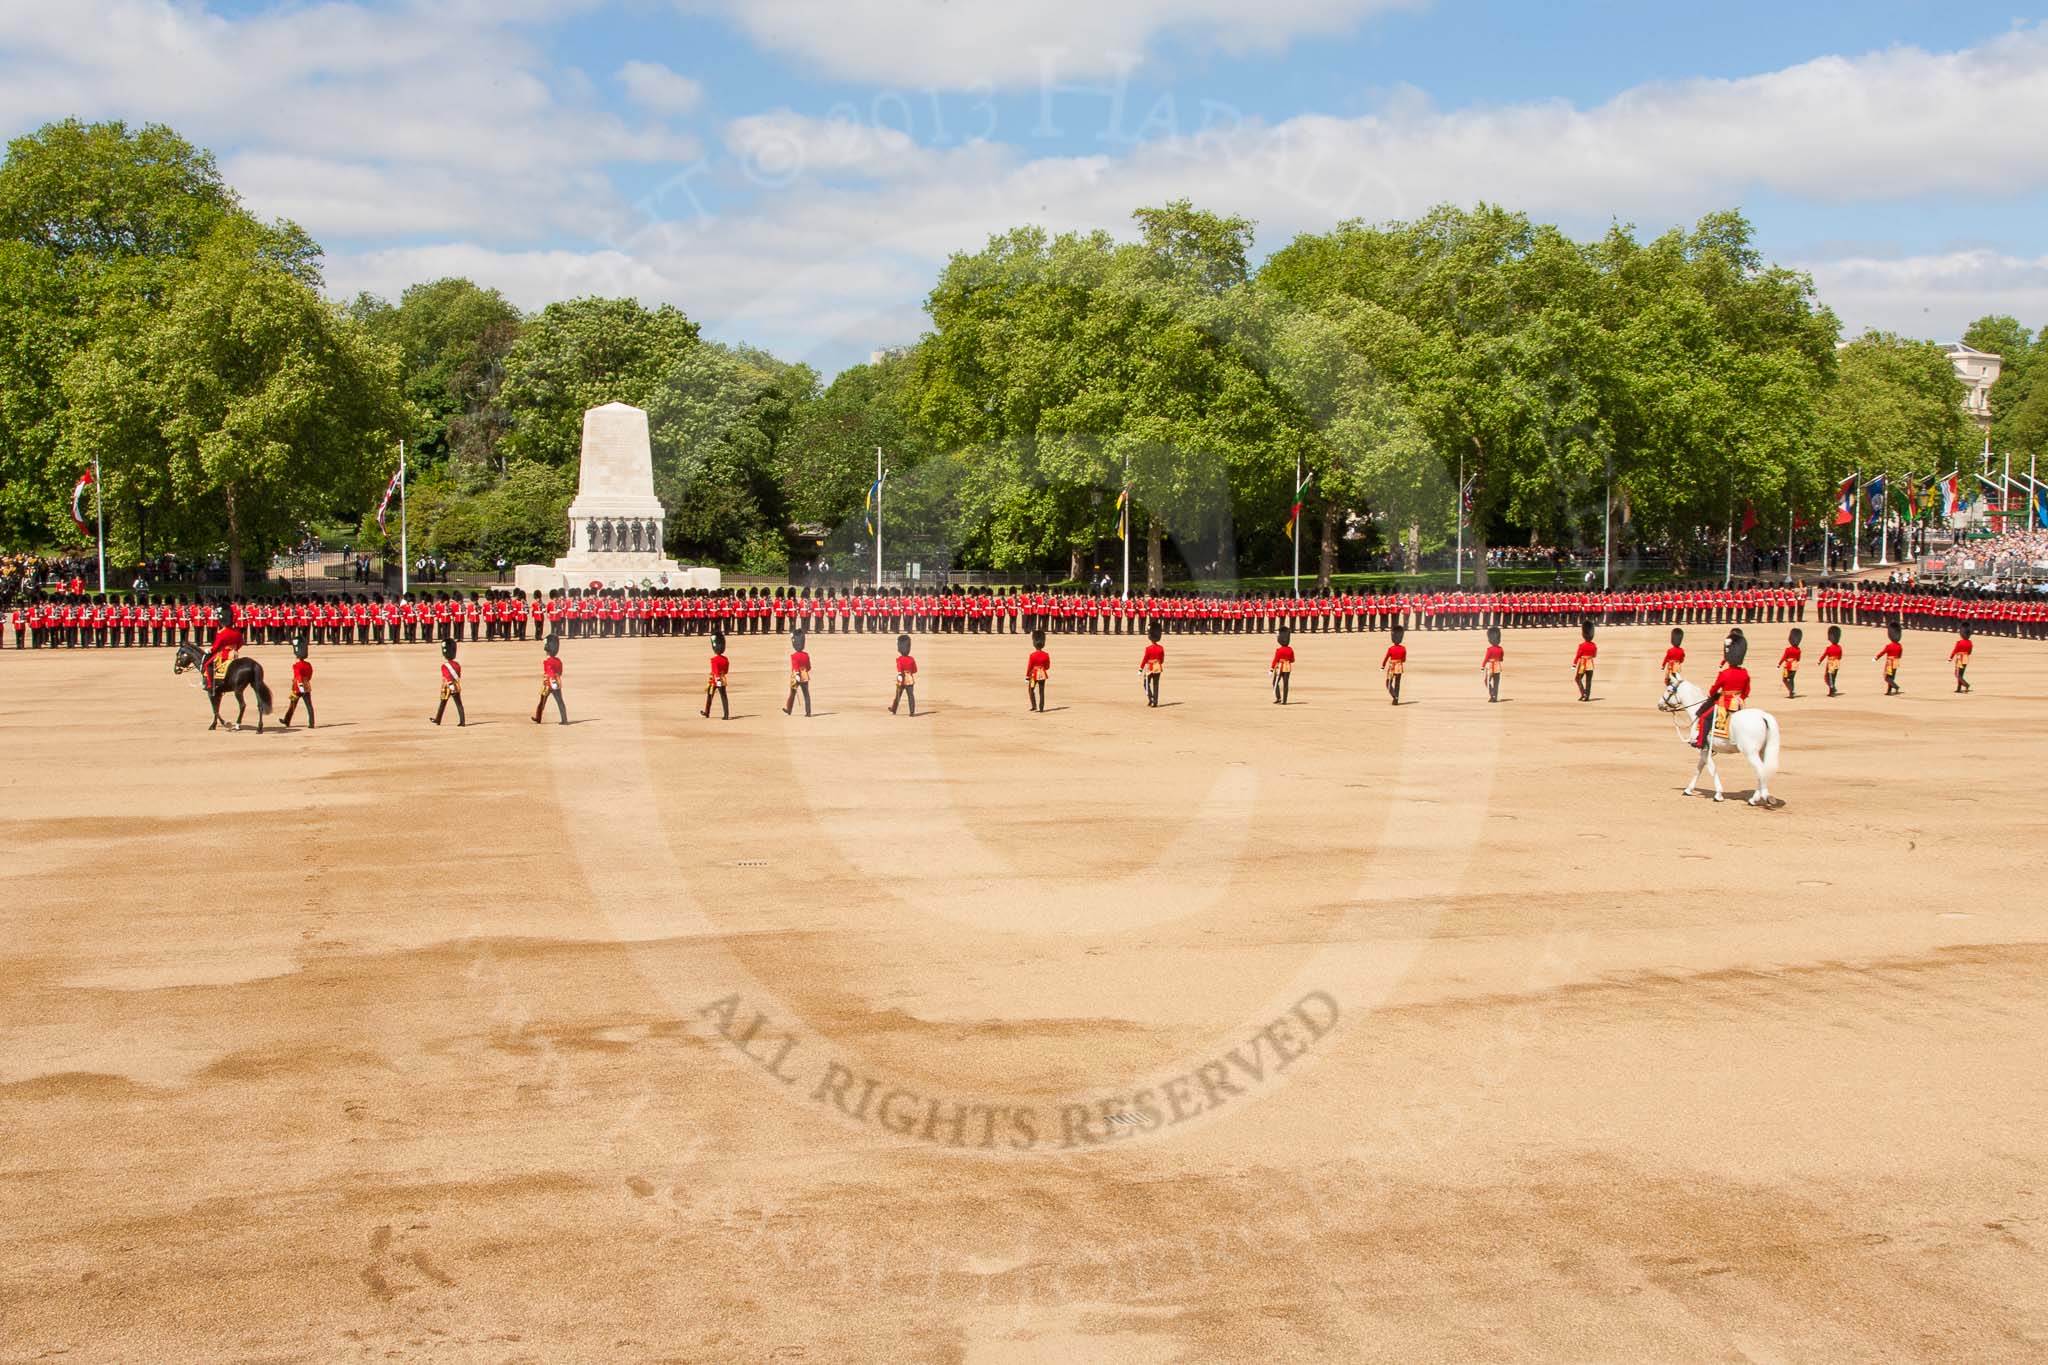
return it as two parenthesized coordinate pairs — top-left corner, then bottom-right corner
(241, 611), (1993, 733)
(1815, 583), (2046, 638)
(6, 580), (1829, 650)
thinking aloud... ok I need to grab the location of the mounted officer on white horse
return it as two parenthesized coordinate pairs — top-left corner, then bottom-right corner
(1657, 628), (1781, 806)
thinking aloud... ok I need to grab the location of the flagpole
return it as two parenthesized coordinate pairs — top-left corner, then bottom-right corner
(93, 453), (105, 594)
(1455, 449), (1465, 588)
(1851, 473), (1861, 573)
(1784, 504), (1793, 583)
(398, 440), (409, 597)
(874, 445), (883, 589)
(1292, 452), (1302, 597)
(1120, 450), (1129, 600)
(1878, 473), (1890, 566)
(1723, 488), (1733, 589)
(2004, 451), (2013, 538)
(1602, 465), (1611, 590)
(2032, 453), (2038, 530)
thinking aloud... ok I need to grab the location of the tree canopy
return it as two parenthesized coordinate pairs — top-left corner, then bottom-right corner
(2, 117), (2026, 587)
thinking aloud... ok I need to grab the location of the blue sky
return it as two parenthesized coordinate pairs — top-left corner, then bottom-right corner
(4, 2), (2046, 372)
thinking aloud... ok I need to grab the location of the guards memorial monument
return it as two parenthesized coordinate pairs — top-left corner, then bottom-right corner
(515, 402), (720, 593)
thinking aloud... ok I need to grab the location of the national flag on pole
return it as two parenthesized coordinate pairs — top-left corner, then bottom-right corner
(1978, 473), (2005, 530)
(1286, 469), (1314, 541)
(1793, 508), (1808, 530)
(1938, 472), (1959, 517)
(1835, 474), (1856, 525)
(1115, 487), (1128, 542)
(1619, 488), (1632, 525)
(71, 469), (94, 538)
(1740, 501), (1757, 537)
(1904, 474), (1920, 518)
(374, 466), (403, 533)
(1865, 475), (1886, 524)
(865, 473), (885, 536)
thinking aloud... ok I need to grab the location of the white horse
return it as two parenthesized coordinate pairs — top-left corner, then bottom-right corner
(1657, 674), (1781, 806)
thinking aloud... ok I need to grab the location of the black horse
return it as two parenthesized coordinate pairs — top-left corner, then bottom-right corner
(174, 641), (273, 732)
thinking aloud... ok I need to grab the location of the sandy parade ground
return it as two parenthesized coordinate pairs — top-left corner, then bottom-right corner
(2, 623), (2044, 1363)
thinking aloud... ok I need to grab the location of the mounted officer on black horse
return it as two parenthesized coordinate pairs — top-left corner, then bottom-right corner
(173, 606), (272, 732)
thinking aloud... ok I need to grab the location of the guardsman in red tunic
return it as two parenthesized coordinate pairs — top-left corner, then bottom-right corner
(432, 637), (465, 726)
(1572, 620), (1597, 702)
(890, 634), (917, 715)
(282, 635), (315, 728)
(1381, 622), (1407, 706)
(1695, 631), (1750, 748)
(1025, 628), (1052, 712)
(1948, 622), (1973, 693)
(1139, 622), (1165, 707)
(1874, 620), (1903, 695)
(702, 630), (731, 719)
(1778, 628), (1802, 698)
(533, 633), (567, 724)
(783, 628), (813, 717)
(1269, 627), (1295, 705)
(1661, 628), (1686, 685)
(1481, 625), (1504, 703)
(1820, 624), (1844, 696)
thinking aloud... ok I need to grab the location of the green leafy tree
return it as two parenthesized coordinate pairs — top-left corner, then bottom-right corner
(499, 296), (701, 467)
(62, 217), (410, 591)
(1821, 333), (1976, 514)
(355, 277), (523, 476)
(0, 119), (321, 545)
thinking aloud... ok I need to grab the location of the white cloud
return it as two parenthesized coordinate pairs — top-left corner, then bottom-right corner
(678, 0), (1426, 89)
(1801, 250), (2048, 342)
(320, 23), (2048, 370)
(9, 4), (2048, 369)
(617, 59), (704, 117)
(0, 0), (693, 246)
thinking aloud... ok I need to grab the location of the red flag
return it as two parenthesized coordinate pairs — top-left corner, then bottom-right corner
(1835, 476), (1856, 525)
(1740, 501), (1757, 537)
(1284, 501), (1302, 541)
(71, 470), (94, 538)
(1793, 508), (1808, 530)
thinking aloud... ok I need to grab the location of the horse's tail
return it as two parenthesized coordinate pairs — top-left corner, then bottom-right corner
(1757, 712), (1780, 782)
(252, 673), (273, 715)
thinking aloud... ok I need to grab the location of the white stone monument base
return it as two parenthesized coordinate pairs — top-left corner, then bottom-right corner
(515, 559), (721, 594)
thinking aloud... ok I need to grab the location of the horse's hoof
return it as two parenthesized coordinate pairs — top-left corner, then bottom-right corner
(1713, 794), (1724, 803)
